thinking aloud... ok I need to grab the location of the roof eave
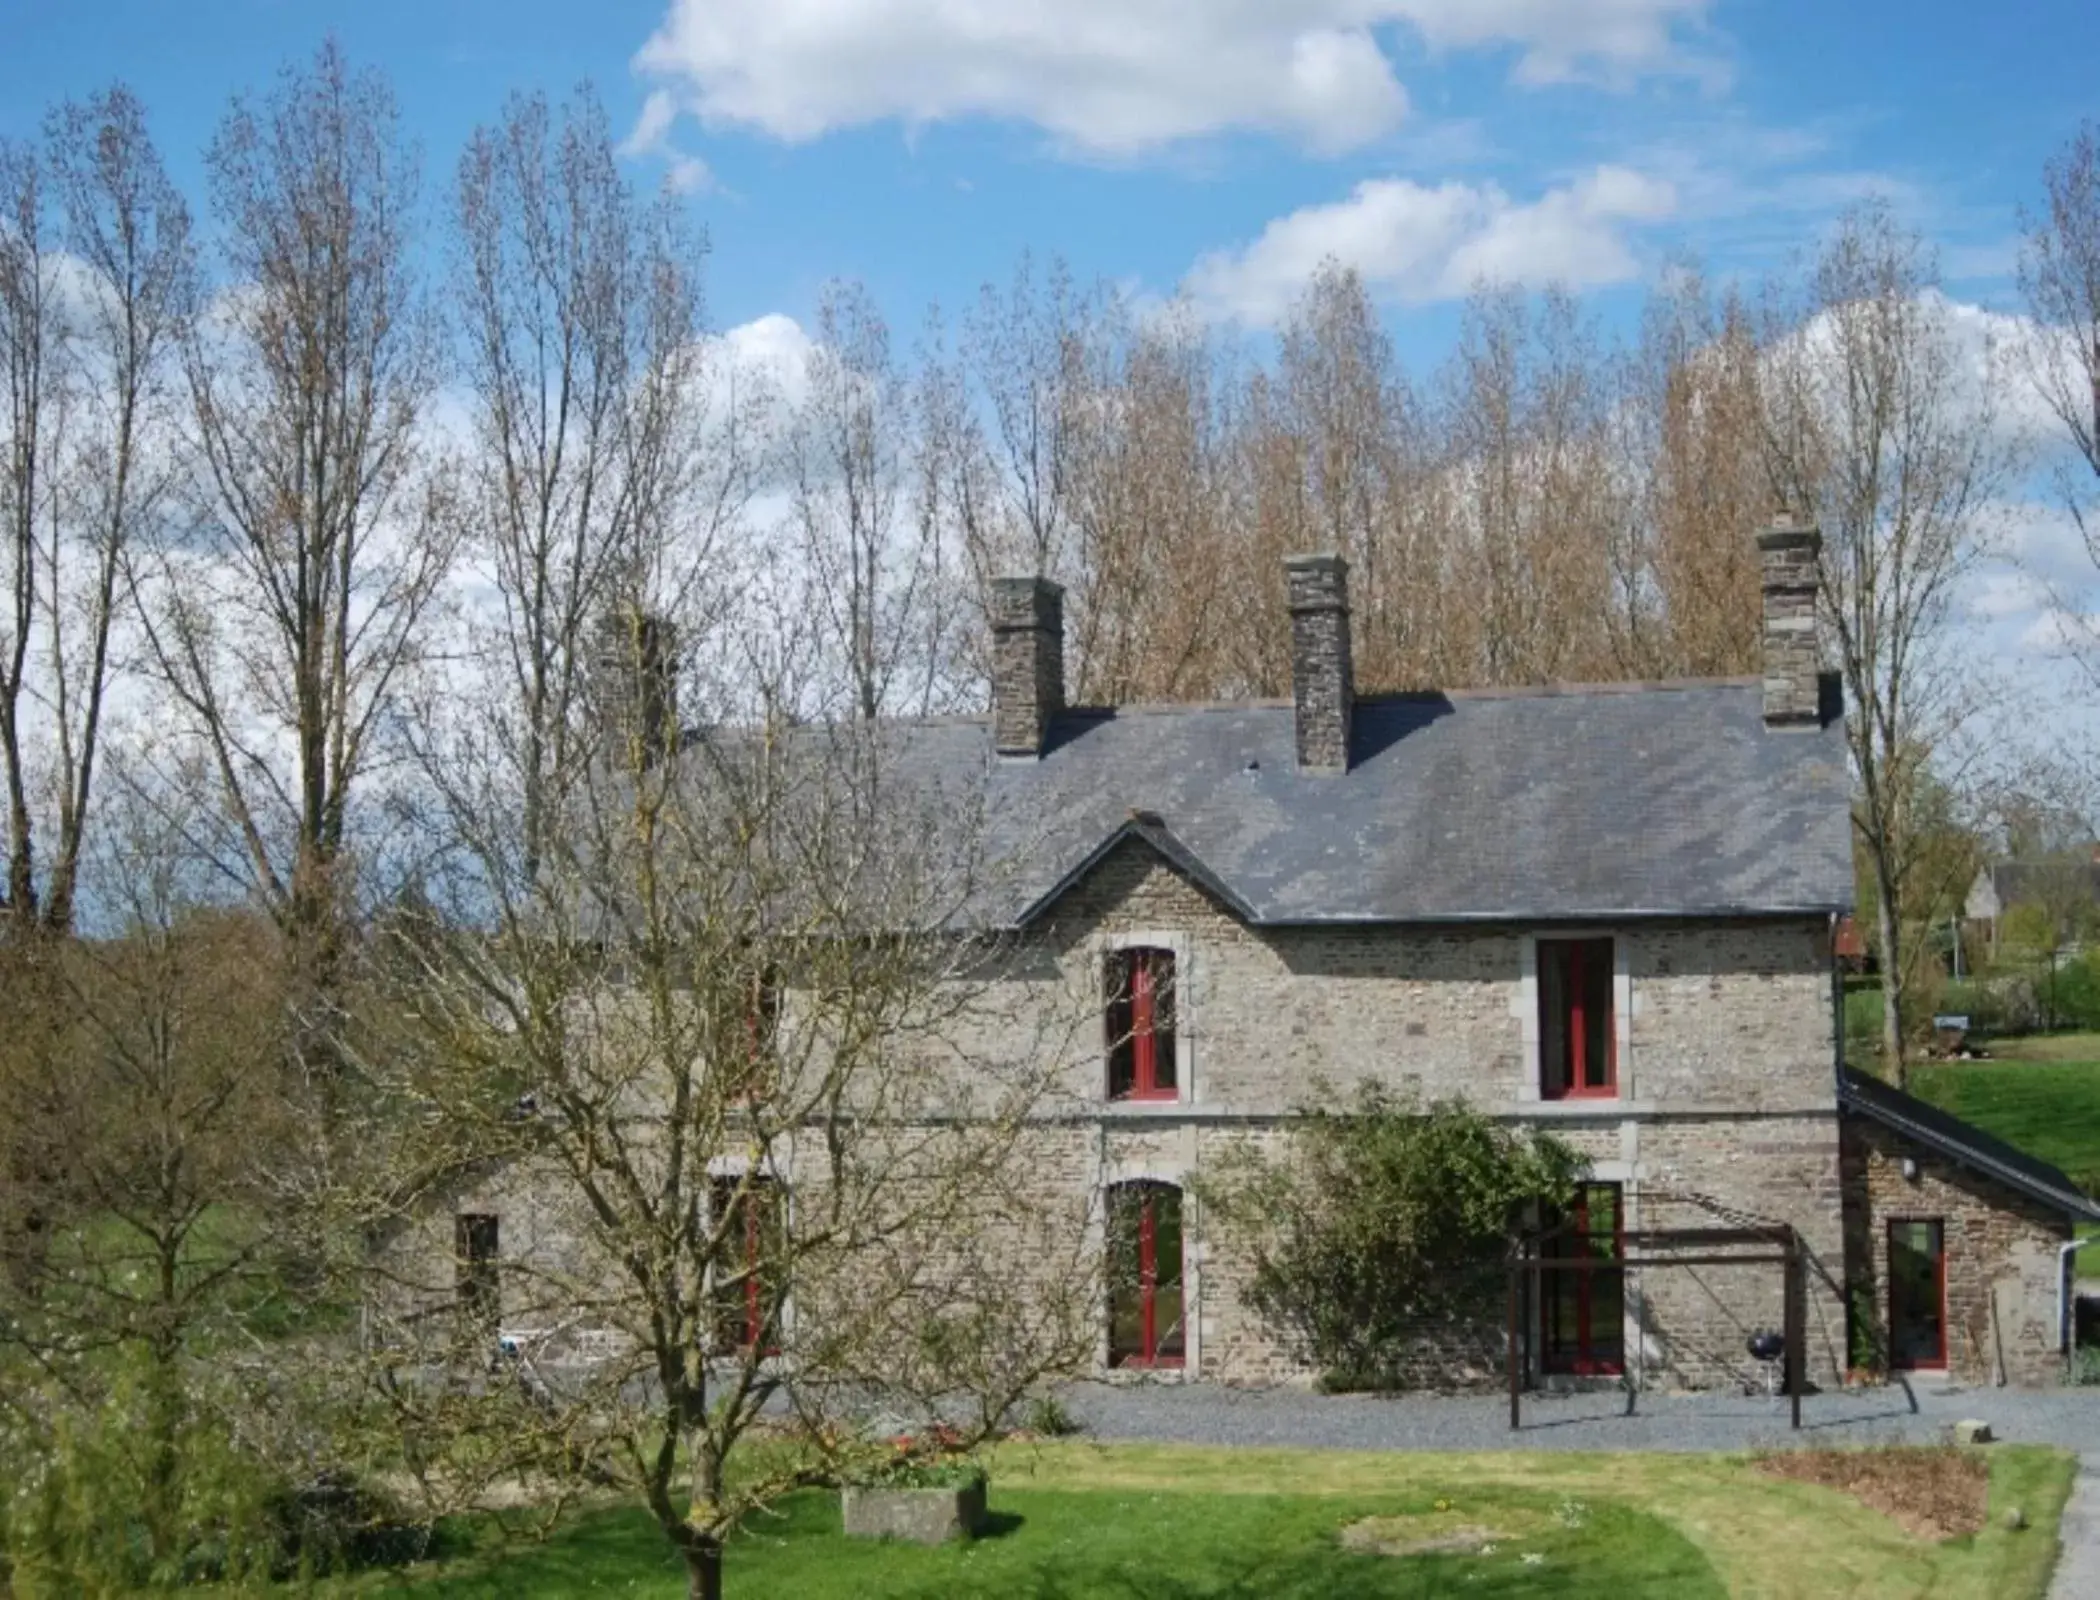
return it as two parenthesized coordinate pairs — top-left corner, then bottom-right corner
(1840, 1071), (2100, 1223)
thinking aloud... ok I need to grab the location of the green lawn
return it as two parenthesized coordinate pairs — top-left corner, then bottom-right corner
(1910, 1040), (2100, 1196)
(315, 1441), (2077, 1600)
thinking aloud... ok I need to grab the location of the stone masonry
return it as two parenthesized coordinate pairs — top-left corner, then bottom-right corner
(1842, 1119), (2075, 1385)
(989, 576), (1065, 757)
(1757, 517), (1822, 728)
(1284, 554), (1353, 773)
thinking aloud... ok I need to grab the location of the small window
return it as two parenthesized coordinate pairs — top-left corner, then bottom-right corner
(711, 1174), (784, 1355)
(456, 1214), (500, 1333)
(1539, 937), (1615, 1099)
(1107, 1181), (1185, 1368)
(1107, 947), (1177, 1101)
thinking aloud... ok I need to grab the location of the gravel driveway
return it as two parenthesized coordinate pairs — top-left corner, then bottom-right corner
(1059, 1378), (2100, 1455)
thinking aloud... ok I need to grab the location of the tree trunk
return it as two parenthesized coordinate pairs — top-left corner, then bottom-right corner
(683, 1538), (722, 1600)
(1874, 876), (1906, 1090)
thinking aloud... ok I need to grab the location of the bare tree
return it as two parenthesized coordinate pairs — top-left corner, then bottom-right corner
(1613, 267), (1766, 679)
(450, 85), (743, 892)
(951, 254), (1098, 590)
(788, 280), (962, 719)
(1435, 285), (1622, 687)
(133, 43), (450, 1047)
(0, 131), (55, 929)
(349, 598), (1099, 1600)
(2019, 121), (2100, 557)
(1062, 294), (1232, 702)
(1761, 202), (2016, 1083)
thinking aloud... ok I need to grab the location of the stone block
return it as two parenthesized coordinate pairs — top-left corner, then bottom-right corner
(841, 1480), (988, 1544)
(1953, 1419), (1994, 1445)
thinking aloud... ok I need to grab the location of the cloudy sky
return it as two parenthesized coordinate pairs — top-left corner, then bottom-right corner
(2, 0), (2089, 343)
(4, 0), (2097, 698)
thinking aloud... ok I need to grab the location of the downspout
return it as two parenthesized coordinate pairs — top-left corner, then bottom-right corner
(2060, 1235), (2100, 1364)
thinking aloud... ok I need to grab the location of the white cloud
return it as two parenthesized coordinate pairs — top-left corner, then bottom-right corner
(618, 87), (717, 194)
(631, 0), (1712, 158)
(1183, 166), (1677, 324)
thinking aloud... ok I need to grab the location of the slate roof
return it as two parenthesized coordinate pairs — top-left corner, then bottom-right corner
(1839, 1067), (2100, 1221)
(683, 677), (1854, 929)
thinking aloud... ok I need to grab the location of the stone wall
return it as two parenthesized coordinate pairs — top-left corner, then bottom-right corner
(373, 834), (1860, 1391)
(1840, 1117), (2073, 1385)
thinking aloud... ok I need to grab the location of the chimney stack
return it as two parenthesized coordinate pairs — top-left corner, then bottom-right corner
(989, 576), (1065, 757)
(1284, 553), (1354, 773)
(594, 605), (679, 769)
(1756, 513), (1823, 728)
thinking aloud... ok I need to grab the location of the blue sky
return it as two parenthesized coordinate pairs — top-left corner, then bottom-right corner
(3, 0), (2092, 368)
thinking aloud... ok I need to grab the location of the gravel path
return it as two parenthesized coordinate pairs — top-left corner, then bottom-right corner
(2051, 1455), (2100, 1600)
(1060, 1378), (2100, 1455)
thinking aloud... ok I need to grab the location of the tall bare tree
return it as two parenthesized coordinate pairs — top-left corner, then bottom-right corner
(2018, 120), (2100, 635)
(0, 87), (192, 938)
(451, 85), (741, 891)
(788, 280), (962, 719)
(0, 131), (56, 929)
(134, 43), (449, 1040)
(1761, 202), (2016, 1083)
(1613, 267), (1766, 679)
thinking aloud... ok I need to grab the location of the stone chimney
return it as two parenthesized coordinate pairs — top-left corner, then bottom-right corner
(594, 605), (679, 769)
(1756, 514), (1823, 728)
(989, 576), (1065, 757)
(1284, 553), (1354, 773)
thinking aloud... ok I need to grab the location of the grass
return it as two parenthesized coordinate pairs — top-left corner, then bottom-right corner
(309, 1441), (2078, 1599)
(1909, 1042), (2100, 1197)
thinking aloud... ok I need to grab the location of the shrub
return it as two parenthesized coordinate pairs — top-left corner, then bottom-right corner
(1020, 1394), (1083, 1438)
(1193, 1085), (1584, 1385)
(2072, 1346), (2100, 1388)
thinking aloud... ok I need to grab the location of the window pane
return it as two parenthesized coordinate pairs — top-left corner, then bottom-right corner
(1106, 952), (1135, 1098)
(1889, 1220), (1945, 1368)
(1580, 941), (1614, 1089)
(1152, 1186), (1185, 1358)
(1107, 1182), (1184, 1365)
(1149, 952), (1176, 1092)
(1539, 945), (1569, 1096)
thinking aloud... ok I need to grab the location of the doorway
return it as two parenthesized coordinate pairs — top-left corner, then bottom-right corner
(1887, 1218), (1947, 1370)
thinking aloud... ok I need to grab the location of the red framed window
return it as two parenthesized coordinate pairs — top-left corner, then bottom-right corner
(1539, 937), (1615, 1099)
(1107, 1181), (1185, 1368)
(711, 1175), (783, 1356)
(1107, 948), (1177, 1101)
(456, 1213), (500, 1333)
(1541, 1183), (1624, 1376)
(1887, 1219), (1947, 1371)
(733, 967), (781, 1103)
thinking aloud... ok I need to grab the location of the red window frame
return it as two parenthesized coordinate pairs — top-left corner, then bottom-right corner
(711, 1175), (782, 1357)
(736, 968), (781, 1104)
(1887, 1218), (1948, 1371)
(1108, 947), (1177, 1102)
(1108, 1181), (1185, 1369)
(1541, 1183), (1625, 1376)
(1539, 937), (1616, 1100)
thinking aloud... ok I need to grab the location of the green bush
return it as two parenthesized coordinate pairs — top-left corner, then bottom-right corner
(2072, 1345), (2100, 1387)
(0, 1364), (282, 1594)
(1193, 1085), (1585, 1385)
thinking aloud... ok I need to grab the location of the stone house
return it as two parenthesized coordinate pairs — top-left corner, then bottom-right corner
(390, 518), (2100, 1393)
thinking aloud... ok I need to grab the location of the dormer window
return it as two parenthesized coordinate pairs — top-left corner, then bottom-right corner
(1107, 947), (1177, 1101)
(1539, 937), (1615, 1099)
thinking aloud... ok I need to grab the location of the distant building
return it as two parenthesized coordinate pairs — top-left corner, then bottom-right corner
(1964, 855), (2100, 954)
